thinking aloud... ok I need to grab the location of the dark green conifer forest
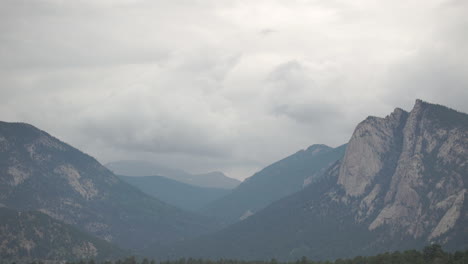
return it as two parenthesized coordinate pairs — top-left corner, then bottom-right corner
(6, 245), (467, 264)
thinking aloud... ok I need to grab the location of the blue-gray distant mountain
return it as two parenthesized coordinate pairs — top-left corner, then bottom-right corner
(106, 160), (240, 189)
(119, 175), (230, 211)
(0, 121), (218, 254)
(159, 100), (468, 261)
(202, 144), (346, 224)
(0, 207), (126, 262)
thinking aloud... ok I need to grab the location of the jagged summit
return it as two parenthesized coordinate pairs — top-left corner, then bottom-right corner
(390, 107), (408, 116)
(360, 99), (459, 125)
(362, 107), (408, 126)
(338, 106), (409, 197)
(412, 98), (467, 117)
(323, 99), (467, 244)
(169, 101), (468, 260)
(413, 98), (441, 114)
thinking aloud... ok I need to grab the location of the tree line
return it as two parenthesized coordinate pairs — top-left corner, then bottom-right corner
(8, 245), (468, 264)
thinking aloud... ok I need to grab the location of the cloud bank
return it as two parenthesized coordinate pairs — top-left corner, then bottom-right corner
(1, 0), (467, 179)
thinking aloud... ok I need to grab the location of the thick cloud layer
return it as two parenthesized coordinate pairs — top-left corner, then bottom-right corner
(1, 0), (467, 179)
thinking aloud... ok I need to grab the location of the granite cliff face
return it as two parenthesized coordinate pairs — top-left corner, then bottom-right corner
(339, 100), (468, 243)
(0, 122), (217, 252)
(164, 100), (467, 260)
(337, 108), (408, 197)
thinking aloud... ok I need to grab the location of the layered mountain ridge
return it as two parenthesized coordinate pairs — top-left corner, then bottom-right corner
(202, 143), (346, 224)
(1, 99), (466, 262)
(118, 175), (230, 211)
(106, 160), (240, 189)
(159, 99), (468, 260)
(0, 121), (218, 252)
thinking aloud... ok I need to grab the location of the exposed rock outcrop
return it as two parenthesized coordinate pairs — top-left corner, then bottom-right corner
(0, 207), (123, 262)
(0, 121), (217, 252)
(165, 100), (467, 261)
(338, 107), (408, 197)
(330, 99), (468, 241)
(343, 100), (468, 242)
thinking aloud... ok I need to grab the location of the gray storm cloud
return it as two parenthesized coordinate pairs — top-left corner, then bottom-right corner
(1, 0), (467, 179)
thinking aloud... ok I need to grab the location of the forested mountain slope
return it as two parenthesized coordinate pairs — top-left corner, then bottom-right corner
(0, 122), (218, 252)
(202, 144), (346, 224)
(159, 100), (468, 261)
(119, 175), (230, 211)
(0, 207), (126, 262)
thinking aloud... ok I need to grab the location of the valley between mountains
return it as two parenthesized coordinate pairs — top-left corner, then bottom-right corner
(0, 99), (466, 263)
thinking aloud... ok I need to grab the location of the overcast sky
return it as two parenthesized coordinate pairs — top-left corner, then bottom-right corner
(1, 0), (467, 180)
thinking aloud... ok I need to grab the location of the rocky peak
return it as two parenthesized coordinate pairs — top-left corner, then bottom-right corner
(336, 99), (467, 243)
(414, 98), (426, 109)
(0, 121), (217, 250)
(337, 107), (409, 197)
(0, 122), (115, 197)
(166, 100), (467, 260)
(390, 107), (408, 121)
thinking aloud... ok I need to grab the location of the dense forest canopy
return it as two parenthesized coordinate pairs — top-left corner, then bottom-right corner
(6, 245), (468, 264)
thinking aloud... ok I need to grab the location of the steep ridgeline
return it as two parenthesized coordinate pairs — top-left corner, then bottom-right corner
(0, 207), (125, 262)
(119, 175), (230, 211)
(0, 122), (218, 252)
(161, 100), (468, 261)
(106, 160), (240, 189)
(202, 144), (346, 225)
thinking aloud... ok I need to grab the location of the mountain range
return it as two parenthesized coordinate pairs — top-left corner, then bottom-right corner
(0, 99), (466, 262)
(106, 160), (240, 189)
(202, 144), (346, 224)
(0, 121), (218, 254)
(157, 100), (468, 260)
(118, 175), (230, 211)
